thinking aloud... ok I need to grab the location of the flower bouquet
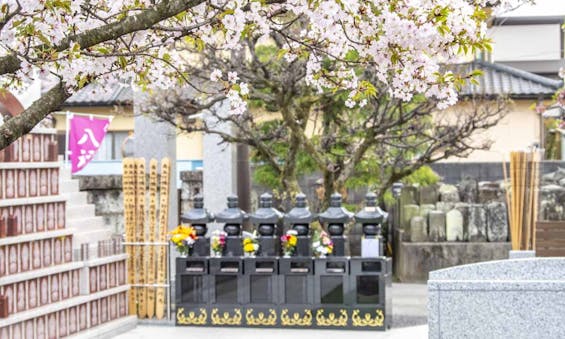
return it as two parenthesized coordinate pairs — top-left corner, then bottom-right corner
(312, 230), (333, 258)
(169, 225), (198, 257)
(280, 230), (298, 257)
(242, 231), (259, 257)
(211, 230), (227, 257)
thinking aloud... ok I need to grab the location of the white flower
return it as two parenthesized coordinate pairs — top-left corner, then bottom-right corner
(228, 71), (239, 84)
(210, 69), (222, 82)
(359, 99), (367, 108)
(345, 98), (356, 108)
(559, 67), (565, 79)
(0, 115), (4, 127)
(239, 82), (249, 95)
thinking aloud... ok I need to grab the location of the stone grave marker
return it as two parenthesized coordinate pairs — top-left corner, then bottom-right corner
(428, 210), (446, 242)
(409, 216), (428, 242)
(419, 185), (439, 205)
(468, 204), (487, 242)
(446, 209), (464, 241)
(455, 202), (470, 241)
(439, 184), (460, 203)
(486, 202), (508, 242)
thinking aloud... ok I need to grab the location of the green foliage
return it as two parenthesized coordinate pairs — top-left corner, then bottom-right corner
(402, 165), (440, 187)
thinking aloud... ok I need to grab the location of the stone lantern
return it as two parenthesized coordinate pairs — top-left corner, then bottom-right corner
(355, 192), (387, 257)
(284, 193), (316, 257)
(250, 193), (283, 256)
(180, 194), (214, 256)
(318, 193), (353, 256)
(215, 195), (248, 256)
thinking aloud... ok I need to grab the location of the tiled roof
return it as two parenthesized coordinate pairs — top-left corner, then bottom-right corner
(63, 82), (133, 107)
(452, 60), (563, 98)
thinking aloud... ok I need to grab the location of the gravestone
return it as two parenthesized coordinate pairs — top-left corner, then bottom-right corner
(468, 204), (487, 242)
(134, 95), (178, 231)
(428, 211), (446, 242)
(446, 209), (464, 241)
(458, 177), (478, 203)
(402, 204), (420, 230)
(486, 202), (508, 242)
(419, 204), (435, 218)
(400, 186), (418, 205)
(409, 216), (428, 242)
(202, 100), (238, 232)
(455, 203), (470, 241)
(436, 201), (454, 214)
(419, 185), (439, 205)
(439, 184), (460, 203)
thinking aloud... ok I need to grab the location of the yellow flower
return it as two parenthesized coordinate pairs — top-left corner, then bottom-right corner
(243, 243), (255, 253)
(288, 235), (297, 246)
(171, 233), (187, 245)
(243, 238), (252, 245)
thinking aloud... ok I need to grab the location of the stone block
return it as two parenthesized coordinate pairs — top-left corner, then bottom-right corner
(419, 185), (439, 205)
(486, 202), (508, 242)
(439, 184), (460, 203)
(454, 203), (470, 241)
(468, 204), (487, 242)
(458, 177), (478, 203)
(428, 258), (565, 339)
(409, 216), (428, 242)
(446, 209), (464, 241)
(419, 204), (435, 218)
(478, 187), (501, 203)
(400, 186), (418, 205)
(402, 204), (420, 231)
(436, 201), (454, 213)
(428, 211), (446, 242)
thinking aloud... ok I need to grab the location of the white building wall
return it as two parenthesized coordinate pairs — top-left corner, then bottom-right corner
(488, 24), (561, 61)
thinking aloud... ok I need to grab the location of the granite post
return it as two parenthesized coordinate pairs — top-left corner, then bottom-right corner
(202, 100), (238, 233)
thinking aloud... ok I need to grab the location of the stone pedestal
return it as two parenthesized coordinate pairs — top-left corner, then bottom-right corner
(296, 237), (312, 257)
(224, 237), (243, 257)
(331, 236), (346, 256)
(258, 237), (278, 257)
(361, 237), (382, 257)
(193, 238), (210, 257)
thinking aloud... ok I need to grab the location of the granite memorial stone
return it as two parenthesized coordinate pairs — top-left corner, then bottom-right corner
(486, 202), (508, 242)
(409, 216), (428, 242)
(428, 210), (446, 242)
(446, 209), (464, 241)
(468, 204), (487, 242)
(439, 184), (460, 203)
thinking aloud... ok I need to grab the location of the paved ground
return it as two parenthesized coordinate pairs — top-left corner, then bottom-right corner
(114, 283), (428, 339)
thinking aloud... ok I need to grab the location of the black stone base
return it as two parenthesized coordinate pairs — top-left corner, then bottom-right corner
(224, 237), (243, 257)
(258, 237), (279, 257)
(193, 238), (210, 257)
(296, 236), (312, 257)
(330, 236), (346, 256)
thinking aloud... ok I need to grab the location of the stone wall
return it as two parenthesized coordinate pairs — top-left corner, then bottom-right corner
(78, 175), (124, 234)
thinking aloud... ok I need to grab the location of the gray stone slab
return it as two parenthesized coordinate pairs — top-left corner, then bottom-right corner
(419, 185), (438, 205)
(446, 209), (463, 241)
(409, 216), (428, 242)
(400, 186), (419, 205)
(438, 184), (460, 203)
(402, 204), (420, 231)
(202, 100), (238, 232)
(428, 258), (565, 339)
(435, 201), (454, 214)
(486, 202), (508, 242)
(454, 203), (470, 241)
(468, 204), (487, 242)
(428, 211), (446, 242)
(419, 204), (435, 218)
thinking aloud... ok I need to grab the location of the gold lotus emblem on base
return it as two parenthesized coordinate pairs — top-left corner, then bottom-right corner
(245, 308), (277, 326)
(351, 309), (384, 327)
(176, 307), (207, 325)
(315, 309), (348, 327)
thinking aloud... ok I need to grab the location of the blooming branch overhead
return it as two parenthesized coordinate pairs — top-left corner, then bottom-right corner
(0, 0), (523, 148)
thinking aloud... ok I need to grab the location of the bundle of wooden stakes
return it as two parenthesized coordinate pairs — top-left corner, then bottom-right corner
(122, 158), (171, 319)
(503, 151), (540, 251)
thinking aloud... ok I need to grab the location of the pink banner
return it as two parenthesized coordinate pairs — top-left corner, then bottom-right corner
(68, 115), (111, 174)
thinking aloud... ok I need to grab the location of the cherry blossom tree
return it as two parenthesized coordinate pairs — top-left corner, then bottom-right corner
(0, 0), (519, 149)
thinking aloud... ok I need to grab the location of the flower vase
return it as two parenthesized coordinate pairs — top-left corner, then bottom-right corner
(244, 252), (255, 258)
(319, 254), (326, 259)
(283, 253), (292, 258)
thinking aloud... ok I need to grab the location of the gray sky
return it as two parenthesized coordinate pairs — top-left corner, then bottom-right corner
(498, 0), (565, 17)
